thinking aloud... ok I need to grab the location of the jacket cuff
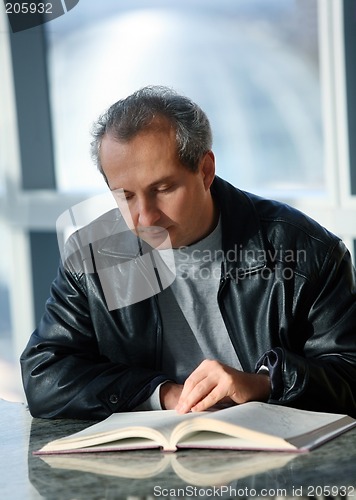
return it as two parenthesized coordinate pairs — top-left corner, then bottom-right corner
(126, 374), (169, 411)
(255, 348), (284, 400)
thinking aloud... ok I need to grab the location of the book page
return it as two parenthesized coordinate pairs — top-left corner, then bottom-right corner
(38, 410), (200, 453)
(176, 431), (290, 450)
(171, 402), (351, 450)
(198, 402), (347, 437)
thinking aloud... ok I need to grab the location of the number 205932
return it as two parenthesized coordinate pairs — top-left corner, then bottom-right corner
(306, 485), (355, 497)
(5, 3), (53, 14)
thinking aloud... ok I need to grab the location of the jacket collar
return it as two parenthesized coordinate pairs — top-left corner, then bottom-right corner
(86, 210), (142, 261)
(211, 176), (267, 275)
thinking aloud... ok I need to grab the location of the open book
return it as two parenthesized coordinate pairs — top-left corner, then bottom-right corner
(34, 401), (356, 455)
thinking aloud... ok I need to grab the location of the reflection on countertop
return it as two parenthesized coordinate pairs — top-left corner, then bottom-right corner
(1, 399), (356, 500)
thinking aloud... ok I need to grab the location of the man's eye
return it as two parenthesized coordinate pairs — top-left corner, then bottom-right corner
(157, 185), (173, 193)
(115, 193), (133, 201)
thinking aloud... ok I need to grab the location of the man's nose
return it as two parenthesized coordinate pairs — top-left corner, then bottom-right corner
(136, 197), (161, 227)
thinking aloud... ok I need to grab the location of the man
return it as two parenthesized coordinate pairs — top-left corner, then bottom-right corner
(21, 86), (356, 419)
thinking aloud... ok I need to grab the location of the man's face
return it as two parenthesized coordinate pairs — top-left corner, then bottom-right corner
(99, 124), (216, 248)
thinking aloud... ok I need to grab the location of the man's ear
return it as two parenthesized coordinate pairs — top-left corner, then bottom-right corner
(201, 151), (216, 190)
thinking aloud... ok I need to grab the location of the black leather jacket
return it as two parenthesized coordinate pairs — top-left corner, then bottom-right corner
(20, 177), (356, 419)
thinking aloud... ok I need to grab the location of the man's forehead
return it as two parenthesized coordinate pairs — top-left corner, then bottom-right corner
(100, 121), (179, 167)
(100, 129), (187, 191)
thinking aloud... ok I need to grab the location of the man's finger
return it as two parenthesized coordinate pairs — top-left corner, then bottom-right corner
(190, 386), (224, 412)
(176, 376), (214, 413)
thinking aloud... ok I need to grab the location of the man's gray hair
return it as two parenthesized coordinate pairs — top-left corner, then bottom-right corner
(91, 86), (213, 180)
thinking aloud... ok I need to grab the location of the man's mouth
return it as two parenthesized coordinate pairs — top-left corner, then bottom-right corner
(138, 227), (167, 235)
(137, 227), (172, 249)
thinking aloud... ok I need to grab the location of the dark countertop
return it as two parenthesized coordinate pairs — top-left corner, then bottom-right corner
(1, 398), (355, 499)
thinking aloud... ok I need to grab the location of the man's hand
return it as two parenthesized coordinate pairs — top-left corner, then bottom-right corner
(160, 382), (184, 410)
(175, 360), (270, 414)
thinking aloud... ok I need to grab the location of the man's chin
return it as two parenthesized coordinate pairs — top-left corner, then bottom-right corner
(137, 228), (172, 250)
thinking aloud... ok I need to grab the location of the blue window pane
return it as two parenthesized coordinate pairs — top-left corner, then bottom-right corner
(46, 0), (323, 198)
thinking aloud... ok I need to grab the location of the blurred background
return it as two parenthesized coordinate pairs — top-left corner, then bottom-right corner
(1, 0), (356, 402)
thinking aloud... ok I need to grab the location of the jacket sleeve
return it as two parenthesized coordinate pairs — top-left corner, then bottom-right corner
(256, 240), (356, 417)
(20, 260), (168, 420)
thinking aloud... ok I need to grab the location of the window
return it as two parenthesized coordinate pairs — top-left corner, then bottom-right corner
(0, 5), (26, 400)
(46, 0), (324, 200)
